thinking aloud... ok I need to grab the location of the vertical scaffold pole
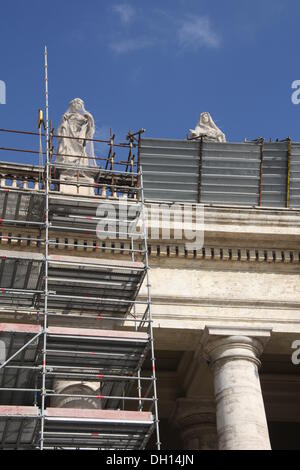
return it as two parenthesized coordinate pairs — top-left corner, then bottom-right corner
(140, 166), (161, 450)
(130, 234), (142, 410)
(40, 46), (50, 450)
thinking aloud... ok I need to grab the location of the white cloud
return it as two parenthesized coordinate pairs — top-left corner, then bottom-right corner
(109, 10), (220, 55)
(110, 38), (153, 54)
(113, 3), (135, 24)
(177, 16), (220, 50)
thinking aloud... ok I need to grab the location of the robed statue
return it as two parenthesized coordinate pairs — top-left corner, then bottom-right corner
(189, 112), (226, 143)
(56, 98), (97, 178)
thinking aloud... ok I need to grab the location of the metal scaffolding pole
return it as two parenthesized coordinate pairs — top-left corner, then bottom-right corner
(40, 45), (50, 450)
(140, 165), (161, 450)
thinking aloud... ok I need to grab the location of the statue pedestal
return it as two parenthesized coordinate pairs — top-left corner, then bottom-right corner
(59, 174), (95, 197)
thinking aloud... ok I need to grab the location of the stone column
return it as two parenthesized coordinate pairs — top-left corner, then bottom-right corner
(200, 326), (272, 450)
(170, 398), (218, 450)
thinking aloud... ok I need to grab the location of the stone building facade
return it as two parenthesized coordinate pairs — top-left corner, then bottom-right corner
(0, 137), (300, 449)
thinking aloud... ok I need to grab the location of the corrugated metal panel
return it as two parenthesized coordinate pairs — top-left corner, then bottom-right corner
(140, 139), (199, 202)
(200, 142), (260, 205)
(290, 142), (300, 208)
(261, 142), (288, 207)
(140, 138), (300, 209)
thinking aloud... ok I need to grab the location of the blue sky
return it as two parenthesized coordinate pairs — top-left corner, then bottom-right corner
(1, 0), (300, 163)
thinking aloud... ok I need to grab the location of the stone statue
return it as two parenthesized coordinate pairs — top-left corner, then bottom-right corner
(56, 98), (97, 195)
(189, 112), (226, 142)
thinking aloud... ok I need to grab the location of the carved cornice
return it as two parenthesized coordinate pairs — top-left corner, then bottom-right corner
(0, 231), (299, 265)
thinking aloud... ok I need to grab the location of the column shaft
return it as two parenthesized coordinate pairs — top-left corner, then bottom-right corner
(202, 330), (271, 450)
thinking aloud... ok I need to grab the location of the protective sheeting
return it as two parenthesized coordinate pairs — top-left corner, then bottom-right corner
(201, 142), (260, 205)
(290, 143), (300, 207)
(140, 138), (199, 202)
(140, 138), (300, 208)
(261, 143), (288, 207)
(0, 190), (44, 223)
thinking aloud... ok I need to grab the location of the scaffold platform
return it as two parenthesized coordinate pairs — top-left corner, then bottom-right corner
(0, 250), (146, 319)
(0, 406), (154, 449)
(0, 323), (151, 410)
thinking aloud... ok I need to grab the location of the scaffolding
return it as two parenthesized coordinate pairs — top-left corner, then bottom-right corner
(0, 55), (160, 450)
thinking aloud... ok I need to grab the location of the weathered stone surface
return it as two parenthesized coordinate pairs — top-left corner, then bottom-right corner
(170, 398), (217, 450)
(200, 327), (272, 450)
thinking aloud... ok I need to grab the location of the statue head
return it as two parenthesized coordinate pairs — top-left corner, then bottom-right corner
(200, 112), (211, 125)
(68, 98), (85, 113)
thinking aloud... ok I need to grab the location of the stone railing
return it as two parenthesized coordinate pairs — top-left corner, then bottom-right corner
(0, 161), (138, 198)
(0, 162), (44, 190)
